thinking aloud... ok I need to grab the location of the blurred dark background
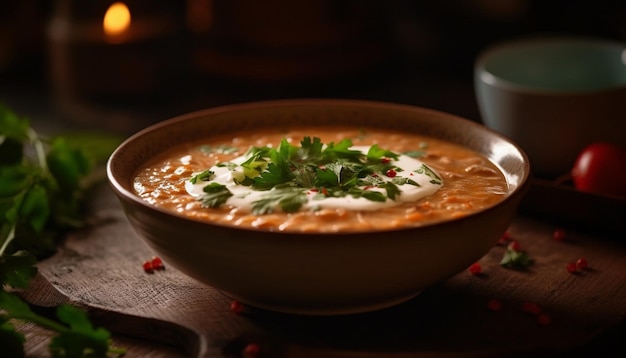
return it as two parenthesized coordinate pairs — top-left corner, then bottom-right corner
(1, 0), (625, 135)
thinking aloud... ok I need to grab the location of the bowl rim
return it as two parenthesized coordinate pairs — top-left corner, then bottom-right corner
(474, 35), (626, 95)
(106, 98), (532, 236)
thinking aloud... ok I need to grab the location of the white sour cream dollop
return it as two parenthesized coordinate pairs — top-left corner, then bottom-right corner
(185, 146), (443, 212)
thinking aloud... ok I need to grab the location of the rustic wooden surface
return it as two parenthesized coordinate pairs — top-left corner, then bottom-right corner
(17, 182), (626, 357)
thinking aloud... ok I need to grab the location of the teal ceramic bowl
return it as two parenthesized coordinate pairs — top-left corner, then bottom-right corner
(475, 36), (626, 178)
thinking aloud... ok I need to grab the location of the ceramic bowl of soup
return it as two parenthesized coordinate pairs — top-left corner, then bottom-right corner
(107, 99), (531, 315)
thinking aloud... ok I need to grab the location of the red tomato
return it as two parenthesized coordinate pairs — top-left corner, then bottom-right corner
(571, 142), (626, 198)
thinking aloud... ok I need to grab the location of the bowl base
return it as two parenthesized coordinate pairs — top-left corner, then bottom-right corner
(225, 291), (423, 316)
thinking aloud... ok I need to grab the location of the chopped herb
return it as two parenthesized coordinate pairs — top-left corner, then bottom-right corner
(367, 144), (399, 161)
(216, 162), (238, 169)
(189, 169), (214, 184)
(200, 183), (233, 208)
(194, 136), (441, 213)
(403, 150), (426, 158)
(500, 247), (534, 269)
(415, 164), (442, 185)
(252, 188), (307, 214)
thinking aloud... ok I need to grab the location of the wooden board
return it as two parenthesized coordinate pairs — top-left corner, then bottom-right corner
(18, 183), (626, 357)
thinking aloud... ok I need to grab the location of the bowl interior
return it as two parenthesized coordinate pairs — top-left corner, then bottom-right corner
(477, 37), (626, 92)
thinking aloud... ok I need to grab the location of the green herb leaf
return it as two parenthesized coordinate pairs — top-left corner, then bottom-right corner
(500, 248), (534, 269)
(200, 183), (233, 208)
(378, 181), (402, 200)
(367, 144), (399, 161)
(49, 305), (113, 358)
(252, 188), (307, 214)
(0, 314), (26, 358)
(0, 251), (38, 289)
(189, 169), (213, 184)
(402, 150), (426, 158)
(415, 164), (442, 185)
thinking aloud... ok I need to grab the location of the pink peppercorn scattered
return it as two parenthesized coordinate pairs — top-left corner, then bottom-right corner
(385, 169), (397, 177)
(468, 262), (482, 275)
(487, 299), (502, 311)
(522, 301), (542, 316)
(553, 228), (567, 242)
(230, 300), (244, 314)
(576, 257), (588, 270)
(566, 262), (578, 273)
(243, 343), (261, 357)
(498, 231), (511, 245)
(142, 260), (154, 272)
(537, 313), (552, 326)
(142, 256), (164, 273)
(151, 256), (164, 269)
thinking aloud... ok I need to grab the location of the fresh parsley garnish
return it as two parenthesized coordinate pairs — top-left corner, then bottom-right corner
(500, 247), (534, 269)
(194, 136), (440, 214)
(199, 182), (233, 208)
(415, 164), (442, 185)
(189, 169), (213, 184)
(252, 188), (308, 214)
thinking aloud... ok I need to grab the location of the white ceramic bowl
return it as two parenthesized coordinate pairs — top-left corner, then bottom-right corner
(107, 99), (531, 315)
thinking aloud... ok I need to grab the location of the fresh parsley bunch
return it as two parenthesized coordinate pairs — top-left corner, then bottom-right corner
(0, 103), (125, 357)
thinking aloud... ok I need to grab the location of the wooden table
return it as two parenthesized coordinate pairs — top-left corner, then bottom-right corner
(13, 180), (626, 358)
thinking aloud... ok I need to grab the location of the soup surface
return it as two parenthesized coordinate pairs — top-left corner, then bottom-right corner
(133, 127), (508, 232)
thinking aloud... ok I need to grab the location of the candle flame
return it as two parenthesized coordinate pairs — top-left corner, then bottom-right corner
(103, 2), (131, 37)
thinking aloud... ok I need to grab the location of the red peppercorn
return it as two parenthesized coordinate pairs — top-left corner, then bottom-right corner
(151, 256), (164, 270)
(230, 300), (244, 314)
(498, 231), (511, 245)
(142, 260), (154, 272)
(385, 169), (397, 177)
(487, 299), (502, 311)
(566, 262), (578, 273)
(522, 301), (542, 316)
(576, 257), (588, 270)
(553, 228), (567, 241)
(381, 158), (391, 164)
(468, 262), (482, 275)
(537, 313), (552, 326)
(243, 343), (261, 357)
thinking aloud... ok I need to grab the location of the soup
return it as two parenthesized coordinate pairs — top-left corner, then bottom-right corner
(133, 126), (508, 232)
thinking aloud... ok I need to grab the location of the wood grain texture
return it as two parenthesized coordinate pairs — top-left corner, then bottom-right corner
(19, 183), (626, 357)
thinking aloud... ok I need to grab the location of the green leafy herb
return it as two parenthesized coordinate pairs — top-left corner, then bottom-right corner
(252, 188), (308, 214)
(500, 247), (534, 269)
(195, 136), (439, 214)
(415, 164), (442, 185)
(199, 182), (233, 208)
(0, 103), (125, 357)
(0, 291), (125, 358)
(189, 169), (213, 184)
